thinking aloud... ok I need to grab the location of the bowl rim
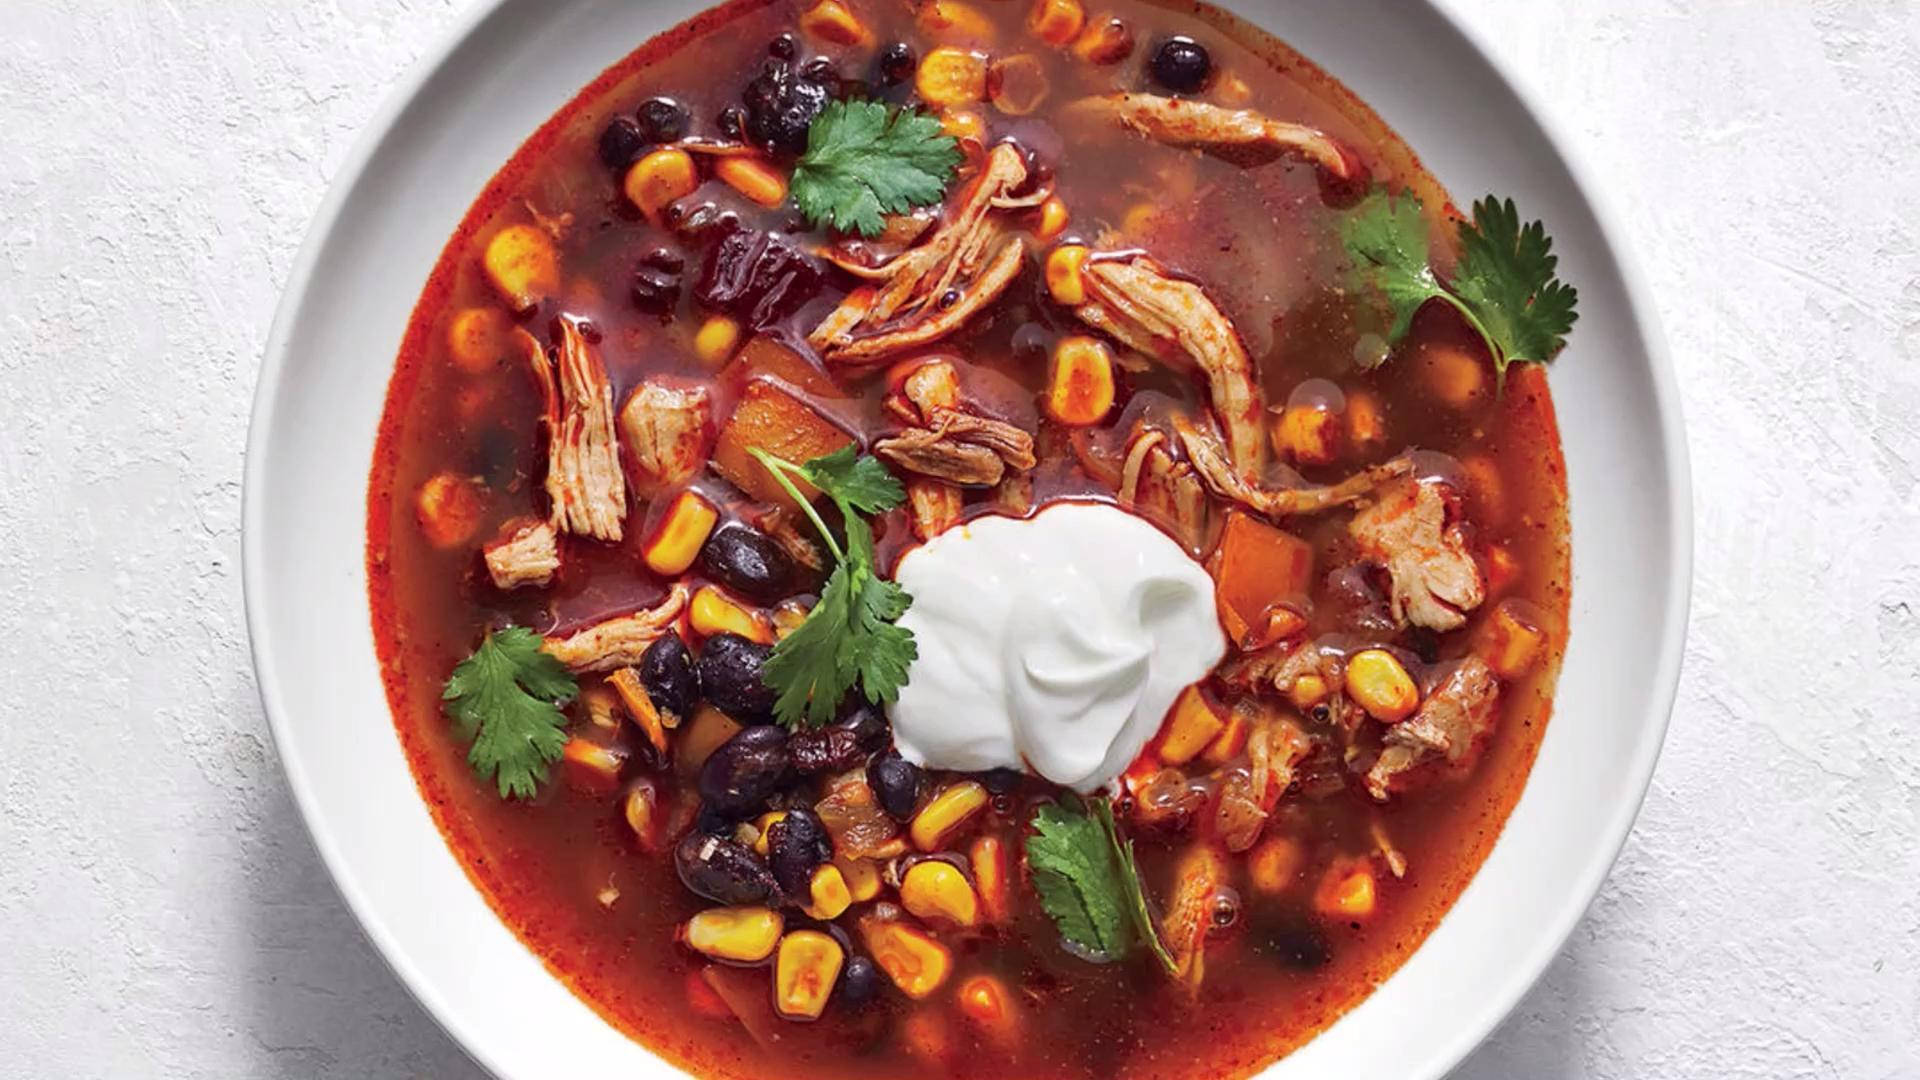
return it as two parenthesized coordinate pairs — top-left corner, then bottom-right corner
(241, 0), (1693, 1076)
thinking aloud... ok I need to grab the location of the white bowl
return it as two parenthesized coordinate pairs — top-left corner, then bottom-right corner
(243, 0), (1690, 1076)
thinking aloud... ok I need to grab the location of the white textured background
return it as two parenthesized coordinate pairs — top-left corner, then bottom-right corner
(2, 0), (1916, 1077)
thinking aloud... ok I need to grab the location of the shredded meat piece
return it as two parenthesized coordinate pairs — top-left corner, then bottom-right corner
(1348, 477), (1486, 631)
(1371, 818), (1408, 878)
(876, 407), (1037, 486)
(809, 144), (1037, 363)
(994, 472), (1033, 515)
(1071, 256), (1265, 480)
(1365, 656), (1501, 800)
(525, 320), (626, 541)
(906, 478), (963, 540)
(541, 583), (690, 672)
(482, 517), (559, 590)
(1214, 706), (1312, 852)
(1160, 842), (1228, 992)
(1176, 415), (1412, 519)
(815, 770), (902, 859)
(1220, 640), (1366, 736)
(756, 506), (826, 573)
(1117, 427), (1211, 553)
(1067, 93), (1354, 177)
(618, 381), (711, 494)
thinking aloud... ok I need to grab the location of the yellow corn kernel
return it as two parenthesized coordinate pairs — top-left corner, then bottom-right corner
(560, 738), (626, 791)
(836, 857), (883, 902)
(1288, 673), (1330, 712)
(1034, 195), (1070, 241)
(910, 782), (990, 851)
(1345, 649), (1419, 723)
(481, 224), (559, 313)
(624, 147), (699, 224)
(1482, 601), (1546, 679)
(445, 306), (515, 374)
(916, 47), (989, 107)
(623, 780), (664, 852)
(798, 0), (870, 45)
(1158, 685), (1226, 766)
(691, 585), (774, 644)
(751, 810), (788, 856)
(941, 107), (986, 141)
(864, 920), (953, 998)
(771, 599), (812, 640)
(956, 973), (1019, 1043)
(1028, 0), (1085, 45)
(774, 930), (845, 1020)
(900, 860), (980, 927)
(1315, 864), (1377, 920)
(642, 490), (718, 575)
(919, 0), (997, 44)
(1045, 335), (1115, 426)
(693, 314), (742, 367)
(805, 863), (854, 920)
(1120, 201), (1159, 237)
(714, 156), (789, 208)
(1346, 388), (1386, 449)
(1272, 403), (1342, 466)
(414, 471), (484, 549)
(968, 836), (1011, 924)
(677, 705), (743, 775)
(684, 906), (784, 963)
(1045, 244), (1090, 305)
(1421, 342), (1487, 408)
(606, 667), (669, 753)
(1199, 706), (1249, 766)
(1249, 835), (1304, 895)
(1070, 14), (1134, 65)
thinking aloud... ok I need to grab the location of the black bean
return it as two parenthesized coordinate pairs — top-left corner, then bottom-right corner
(697, 632), (777, 721)
(768, 33), (798, 60)
(838, 955), (880, 1005)
(694, 224), (825, 330)
(1149, 36), (1213, 94)
(867, 751), (922, 821)
(1268, 920), (1332, 971)
(877, 42), (916, 86)
(715, 105), (748, 142)
(742, 59), (832, 154)
(789, 725), (866, 775)
(698, 725), (792, 818)
(597, 116), (645, 171)
(697, 524), (795, 603)
(640, 633), (698, 721)
(835, 700), (890, 753)
(675, 832), (775, 905)
(980, 767), (1023, 795)
(635, 96), (691, 144)
(766, 806), (832, 896)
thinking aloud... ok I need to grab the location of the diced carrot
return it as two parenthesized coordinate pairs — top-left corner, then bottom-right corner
(916, 46), (989, 107)
(798, 0), (870, 45)
(623, 148), (699, 225)
(1028, 0), (1085, 46)
(1045, 335), (1116, 426)
(1070, 13), (1133, 65)
(710, 379), (855, 511)
(1208, 510), (1314, 650)
(988, 53), (1050, 115)
(713, 156), (788, 208)
(1158, 685), (1226, 766)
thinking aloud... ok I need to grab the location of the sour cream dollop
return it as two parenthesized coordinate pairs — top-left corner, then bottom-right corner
(889, 502), (1227, 793)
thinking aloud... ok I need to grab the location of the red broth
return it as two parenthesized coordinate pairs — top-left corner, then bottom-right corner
(367, 1), (1570, 1076)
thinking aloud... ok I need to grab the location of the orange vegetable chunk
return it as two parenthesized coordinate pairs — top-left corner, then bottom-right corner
(710, 379), (855, 511)
(1209, 510), (1314, 649)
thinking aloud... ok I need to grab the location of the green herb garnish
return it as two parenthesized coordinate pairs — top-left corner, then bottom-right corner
(790, 100), (963, 237)
(441, 626), (578, 799)
(1025, 797), (1177, 973)
(1342, 189), (1579, 381)
(749, 445), (917, 727)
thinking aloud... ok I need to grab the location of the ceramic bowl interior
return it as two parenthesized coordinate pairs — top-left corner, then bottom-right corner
(244, 0), (1689, 1076)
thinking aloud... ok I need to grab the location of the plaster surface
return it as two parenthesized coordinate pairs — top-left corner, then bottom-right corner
(1, 1), (1916, 1077)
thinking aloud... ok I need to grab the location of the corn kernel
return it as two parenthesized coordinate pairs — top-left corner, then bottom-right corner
(1158, 685), (1226, 766)
(836, 857), (883, 902)
(1345, 649), (1419, 723)
(481, 224), (559, 313)
(606, 667), (669, 753)
(1272, 403), (1342, 466)
(560, 738), (626, 791)
(955, 974), (1019, 1043)
(1346, 389), (1386, 449)
(1421, 342), (1487, 408)
(941, 107), (986, 141)
(1028, 0), (1085, 45)
(693, 314), (742, 367)
(713, 156), (788, 208)
(642, 490), (718, 576)
(414, 471), (484, 549)
(968, 836), (1011, 924)
(1483, 601), (1546, 679)
(805, 863), (854, 920)
(798, 0), (870, 45)
(863, 920), (953, 998)
(919, 0), (997, 44)
(910, 782), (990, 851)
(1120, 201), (1159, 236)
(1070, 14), (1134, 65)
(1199, 706), (1248, 766)
(1215, 71), (1253, 106)
(774, 930), (845, 1020)
(1288, 673), (1330, 711)
(1315, 864), (1377, 920)
(684, 906), (783, 963)
(624, 148), (699, 224)
(445, 306), (514, 374)
(1045, 244), (1090, 305)
(900, 860), (980, 927)
(772, 598), (811, 640)
(1249, 835), (1303, 894)
(916, 47), (989, 107)
(751, 810), (788, 856)
(624, 780), (664, 852)
(1035, 195), (1070, 241)
(1044, 335), (1116, 426)
(691, 585), (774, 644)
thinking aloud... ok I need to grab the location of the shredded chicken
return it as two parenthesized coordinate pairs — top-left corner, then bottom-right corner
(618, 381), (711, 494)
(1161, 842), (1229, 992)
(1176, 415), (1413, 519)
(993, 472), (1033, 515)
(1348, 477), (1486, 631)
(1365, 655), (1501, 800)
(1220, 639), (1365, 736)
(906, 478), (963, 540)
(809, 144), (1043, 363)
(524, 321), (626, 541)
(876, 358), (1036, 487)
(1371, 818), (1408, 878)
(1067, 93), (1354, 177)
(757, 506), (826, 573)
(541, 583), (690, 672)
(1117, 428), (1211, 553)
(482, 517), (560, 590)
(1071, 256), (1266, 480)
(1213, 705), (1312, 852)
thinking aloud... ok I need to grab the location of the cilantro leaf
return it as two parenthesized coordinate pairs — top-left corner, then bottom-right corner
(1341, 187), (1447, 351)
(791, 100), (962, 237)
(1026, 801), (1132, 960)
(441, 627), (578, 799)
(1096, 799), (1178, 976)
(748, 447), (918, 727)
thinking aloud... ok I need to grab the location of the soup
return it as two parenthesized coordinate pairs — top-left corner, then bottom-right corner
(366, 0), (1575, 1076)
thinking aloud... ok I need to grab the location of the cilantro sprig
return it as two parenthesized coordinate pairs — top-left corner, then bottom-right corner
(748, 445), (917, 727)
(1342, 188), (1579, 382)
(441, 627), (579, 799)
(790, 100), (962, 237)
(1025, 798), (1177, 973)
